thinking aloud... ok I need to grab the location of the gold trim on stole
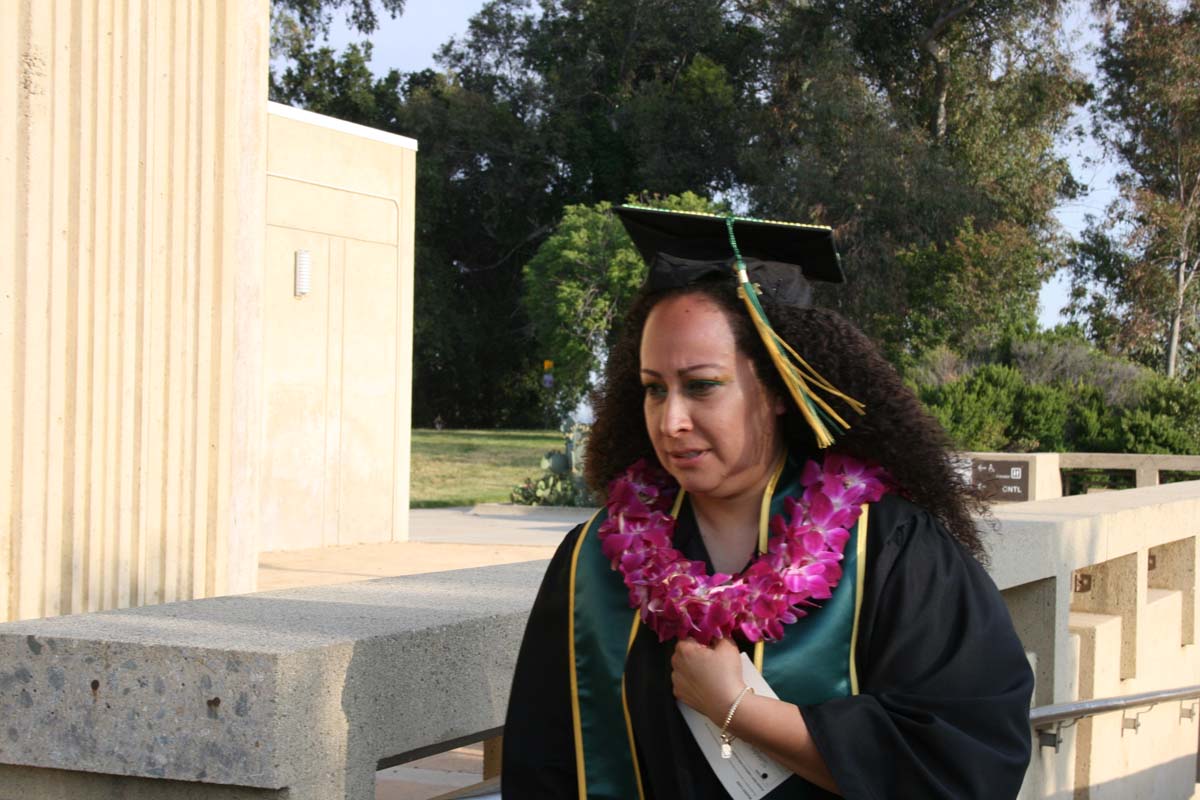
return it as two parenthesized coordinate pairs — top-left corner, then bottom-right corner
(754, 452), (788, 671)
(671, 489), (686, 517)
(568, 509), (603, 799)
(621, 611), (647, 800)
(849, 503), (870, 695)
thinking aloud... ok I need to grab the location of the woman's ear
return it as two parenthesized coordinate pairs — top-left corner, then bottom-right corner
(773, 393), (786, 416)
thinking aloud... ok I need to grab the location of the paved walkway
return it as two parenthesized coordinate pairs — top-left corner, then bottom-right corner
(258, 505), (592, 592)
(375, 745), (486, 800)
(256, 504), (594, 800)
(410, 504), (594, 546)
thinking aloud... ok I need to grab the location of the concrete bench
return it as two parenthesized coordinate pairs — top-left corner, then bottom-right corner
(0, 561), (544, 799)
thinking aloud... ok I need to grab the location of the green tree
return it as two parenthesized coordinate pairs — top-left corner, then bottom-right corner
(522, 193), (720, 418)
(920, 364), (1024, 450)
(271, 41), (403, 120)
(1117, 375), (1200, 453)
(743, 1), (1084, 341)
(270, 0), (405, 67)
(912, 334), (1199, 455)
(892, 219), (1049, 358)
(274, 0), (404, 34)
(1072, 0), (1200, 378)
(835, 1), (1070, 145)
(394, 70), (566, 426)
(270, 0), (1087, 423)
(1009, 383), (1071, 452)
(438, 0), (761, 201)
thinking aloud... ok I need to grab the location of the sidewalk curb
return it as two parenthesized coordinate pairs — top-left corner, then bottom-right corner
(468, 502), (597, 517)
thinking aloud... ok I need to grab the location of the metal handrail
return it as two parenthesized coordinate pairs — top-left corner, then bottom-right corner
(1031, 684), (1200, 725)
(1031, 684), (1200, 752)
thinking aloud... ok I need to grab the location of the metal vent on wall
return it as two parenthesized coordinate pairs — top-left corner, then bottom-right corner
(295, 250), (312, 297)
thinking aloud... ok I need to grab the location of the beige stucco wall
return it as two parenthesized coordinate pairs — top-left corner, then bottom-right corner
(261, 103), (417, 551)
(1, 0), (268, 621)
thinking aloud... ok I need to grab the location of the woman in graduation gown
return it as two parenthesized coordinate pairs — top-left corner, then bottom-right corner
(502, 206), (1034, 799)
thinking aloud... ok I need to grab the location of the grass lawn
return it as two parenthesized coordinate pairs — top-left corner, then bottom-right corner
(409, 428), (563, 508)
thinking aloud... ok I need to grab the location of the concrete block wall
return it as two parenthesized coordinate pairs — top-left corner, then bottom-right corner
(1019, 640), (1080, 800)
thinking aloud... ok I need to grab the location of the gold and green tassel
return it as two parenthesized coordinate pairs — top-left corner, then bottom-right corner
(724, 217), (864, 448)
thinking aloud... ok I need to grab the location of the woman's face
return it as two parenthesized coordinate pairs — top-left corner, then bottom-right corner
(639, 293), (785, 504)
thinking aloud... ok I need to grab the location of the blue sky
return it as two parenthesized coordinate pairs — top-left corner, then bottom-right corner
(323, 0), (487, 72)
(322, 0), (1119, 329)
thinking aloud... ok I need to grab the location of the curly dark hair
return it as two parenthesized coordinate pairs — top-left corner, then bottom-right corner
(585, 278), (990, 563)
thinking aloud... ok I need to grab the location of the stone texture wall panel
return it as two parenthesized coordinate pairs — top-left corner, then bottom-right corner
(2, 0), (268, 622)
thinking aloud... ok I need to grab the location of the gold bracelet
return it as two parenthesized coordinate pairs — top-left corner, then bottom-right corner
(719, 686), (755, 759)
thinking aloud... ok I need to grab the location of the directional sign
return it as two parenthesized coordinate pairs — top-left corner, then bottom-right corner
(970, 458), (1031, 502)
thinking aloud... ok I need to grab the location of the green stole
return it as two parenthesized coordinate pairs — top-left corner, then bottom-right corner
(567, 455), (869, 799)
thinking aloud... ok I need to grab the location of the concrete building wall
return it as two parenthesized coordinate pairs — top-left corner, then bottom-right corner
(1, 0), (269, 621)
(260, 103), (417, 552)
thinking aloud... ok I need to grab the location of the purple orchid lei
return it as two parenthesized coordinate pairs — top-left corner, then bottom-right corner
(598, 454), (890, 645)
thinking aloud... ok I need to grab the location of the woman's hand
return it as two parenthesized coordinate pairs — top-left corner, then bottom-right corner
(670, 636), (746, 724)
(672, 636), (840, 793)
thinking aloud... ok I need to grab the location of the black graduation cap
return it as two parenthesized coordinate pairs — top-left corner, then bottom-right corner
(613, 205), (843, 307)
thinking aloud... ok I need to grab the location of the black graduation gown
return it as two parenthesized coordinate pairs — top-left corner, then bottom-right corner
(501, 493), (1034, 799)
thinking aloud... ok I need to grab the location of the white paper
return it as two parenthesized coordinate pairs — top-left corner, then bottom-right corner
(676, 652), (792, 800)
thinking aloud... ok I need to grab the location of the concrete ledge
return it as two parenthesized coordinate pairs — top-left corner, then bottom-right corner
(987, 480), (1200, 590)
(0, 562), (546, 799)
(0, 764), (284, 799)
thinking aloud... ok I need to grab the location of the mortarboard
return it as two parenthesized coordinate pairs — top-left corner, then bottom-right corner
(613, 204), (863, 448)
(613, 205), (843, 306)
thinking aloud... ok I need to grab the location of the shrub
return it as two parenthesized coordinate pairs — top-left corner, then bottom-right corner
(920, 364), (1024, 450)
(912, 336), (1197, 456)
(903, 345), (973, 390)
(1117, 375), (1200, 454)
(1063, 383), (1122, 452)
(510, 439), (599, 507)
(1008, 336), (1152, 407)
(1010, 383), (1071, 452)
(510, 471), (595, 506)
